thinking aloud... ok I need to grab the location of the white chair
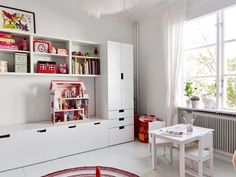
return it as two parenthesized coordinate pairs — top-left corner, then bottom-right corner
(233, 151), (236, 169)
(148, 121), (173, 164)
(185, 131), (213, 177)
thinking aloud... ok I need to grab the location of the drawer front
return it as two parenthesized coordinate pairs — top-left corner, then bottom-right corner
(108, 125), (134, 146)
(14, 64), (27, 73)
(15, 53), (27, 64)
(108, 109), (134, 119)
(108, 117), (133, 128)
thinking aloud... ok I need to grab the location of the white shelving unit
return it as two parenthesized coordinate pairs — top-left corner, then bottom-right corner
(0, 29), (100, 77)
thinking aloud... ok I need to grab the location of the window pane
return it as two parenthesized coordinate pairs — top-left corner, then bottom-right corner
(184, 14), (216, 49)
(224, 42), (236, 74)
(184, 47), (216, 77)
(224, 6), (236, 40)
(224, 77), (236, 109)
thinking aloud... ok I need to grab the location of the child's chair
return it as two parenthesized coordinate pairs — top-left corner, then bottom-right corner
(148, 121), (173, 164)
(185, 131), (213, 177)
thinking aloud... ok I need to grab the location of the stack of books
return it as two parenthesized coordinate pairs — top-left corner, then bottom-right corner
(72, 58), (100, 75)
(0, 32), (18, 50)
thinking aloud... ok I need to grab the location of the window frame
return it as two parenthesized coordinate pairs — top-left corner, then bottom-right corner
(182, 6), (236, 110)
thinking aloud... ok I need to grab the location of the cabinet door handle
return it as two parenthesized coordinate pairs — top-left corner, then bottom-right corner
(121, 73), (124, 80)
(0, 134), (10, 139)
(119, 109), (124, 113)
(37, 129), (47, 133)
(94, 122), (101, 125)
(68, 125), (76, 129)
(119, 118), (124, 121)
(119, 126), (125, 130)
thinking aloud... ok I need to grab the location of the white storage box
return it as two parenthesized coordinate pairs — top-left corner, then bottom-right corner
(14, 64), (27, 73)
(14, 53), (27, 65)
(0, 60), (8, 72)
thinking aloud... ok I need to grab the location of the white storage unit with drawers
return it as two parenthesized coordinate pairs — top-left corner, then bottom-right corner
(0, 118), (108, 172)
(96, 41), (134, 146)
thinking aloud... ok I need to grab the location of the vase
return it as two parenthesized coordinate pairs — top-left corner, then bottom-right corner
(186, 123), (193, 132)
(191, 101), (199, 108)
(186, 99), (191, 107)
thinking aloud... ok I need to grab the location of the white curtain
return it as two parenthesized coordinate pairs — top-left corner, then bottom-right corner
(161, 0), (186, 126)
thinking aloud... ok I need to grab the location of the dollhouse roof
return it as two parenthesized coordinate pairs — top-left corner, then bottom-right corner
(50, 80), (87, 91)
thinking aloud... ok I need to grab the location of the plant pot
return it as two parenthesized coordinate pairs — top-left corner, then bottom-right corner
(186, 99), (191, 107)
(191, 100), (199, 108)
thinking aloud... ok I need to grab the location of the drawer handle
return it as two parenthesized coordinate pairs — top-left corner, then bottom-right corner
(119, 118), (124, 121)
(68, 125), (76, 129)
(94, 122), (101, 125)
(37, 129), (47, 133)
(0, 134), (10, 139)
(119, 109), (124, 113)
(119, 126), (125, 130)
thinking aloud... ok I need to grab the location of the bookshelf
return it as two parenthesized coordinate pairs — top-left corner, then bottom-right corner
(0, 29), (100, 77)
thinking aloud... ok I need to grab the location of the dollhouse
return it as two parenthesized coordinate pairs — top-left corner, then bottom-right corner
(50, 80), (89, 124)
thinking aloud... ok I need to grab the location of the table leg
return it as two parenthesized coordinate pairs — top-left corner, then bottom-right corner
(151, 134), (156, 170)
(179, 143), (185, 177)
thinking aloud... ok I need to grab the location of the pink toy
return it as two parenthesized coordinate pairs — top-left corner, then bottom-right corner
(58, 64), (67, 74)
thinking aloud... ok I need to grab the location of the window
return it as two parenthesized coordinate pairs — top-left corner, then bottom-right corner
(182, 5), (236, 110)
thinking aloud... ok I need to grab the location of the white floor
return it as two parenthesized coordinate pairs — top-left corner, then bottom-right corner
(0, 141), (235, 177)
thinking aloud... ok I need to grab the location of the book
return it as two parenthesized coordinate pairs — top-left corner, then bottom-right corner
(0, 32), (12, 39)
(0, 38), (15, 44)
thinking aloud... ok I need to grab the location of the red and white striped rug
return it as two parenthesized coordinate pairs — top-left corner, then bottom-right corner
(42, 166), (139, 177)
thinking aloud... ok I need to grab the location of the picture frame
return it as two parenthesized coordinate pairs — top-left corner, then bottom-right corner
(0, 5), (36, 33)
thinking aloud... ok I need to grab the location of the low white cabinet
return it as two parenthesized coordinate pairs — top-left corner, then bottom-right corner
(0, 126), (58, 172)
(0, 119), (108, 172)
(59, 120), (108, 157)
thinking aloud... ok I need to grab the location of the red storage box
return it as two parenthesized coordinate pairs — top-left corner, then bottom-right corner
(37, 61), (56, 73)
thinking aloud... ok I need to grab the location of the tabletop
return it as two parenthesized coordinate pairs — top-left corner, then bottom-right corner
(149, 124), (214, 144)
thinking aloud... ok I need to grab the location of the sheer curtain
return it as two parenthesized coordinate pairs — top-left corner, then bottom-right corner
(161, 0), (186, 126)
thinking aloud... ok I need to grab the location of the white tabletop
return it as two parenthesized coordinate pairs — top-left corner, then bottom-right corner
(149, 124), (214, 144)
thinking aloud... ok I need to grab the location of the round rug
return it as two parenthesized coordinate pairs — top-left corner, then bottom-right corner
(42, 166), (139, 177)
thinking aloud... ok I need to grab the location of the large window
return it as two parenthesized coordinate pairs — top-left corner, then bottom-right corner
(182, 6), (236, 110)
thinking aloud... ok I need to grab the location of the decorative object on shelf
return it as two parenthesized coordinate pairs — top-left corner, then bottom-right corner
(50, 80), (89, 124)
(14, 53), (28, 73)
(42, 166), (139, 177)
(85, 51), (91, 57)
(182, 111), (195, 132)
(76, 0), (139, 18)
(184, 80), (193, 107)
(0, 5), (36, 33)
(37, 61), (56, 73)
(58, 63), (67, 74)
(94, 47), (99, 57)
(17, 38), (28, 51)
(56, 48), (68, 55)
(33, 40), (51, 53)
(0, 32), (19, 50)
(0, 60), (8, 72)
(190, 95), (200, 108)
(201, 93), (216, 109)
(51, 46), (56, 54)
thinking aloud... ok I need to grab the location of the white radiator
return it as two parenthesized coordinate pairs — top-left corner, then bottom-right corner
(193, 111), (236, 157)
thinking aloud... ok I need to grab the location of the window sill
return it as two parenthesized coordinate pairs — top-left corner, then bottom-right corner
(178, 106), (236, 115)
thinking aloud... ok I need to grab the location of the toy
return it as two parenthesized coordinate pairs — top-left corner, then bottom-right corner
(85, 51), (91, 57)
(58, 63), (67, 74)
(33, 40), (51, 53)
(50, 80), (89, 124)
(18, 38), (28, 51)
(51, 47), (56, 54)
(57, 48), (68, 55)
(94, 47), (99, 57)
(37, 61), (56, 73)
(201, 93), (216, 109)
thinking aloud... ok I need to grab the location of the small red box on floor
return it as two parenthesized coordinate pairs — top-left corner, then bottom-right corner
(37, 61), (56, 73)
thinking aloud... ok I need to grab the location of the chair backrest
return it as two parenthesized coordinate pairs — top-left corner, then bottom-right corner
(148, 121), (166, 132)
(198, 131), (213, 157)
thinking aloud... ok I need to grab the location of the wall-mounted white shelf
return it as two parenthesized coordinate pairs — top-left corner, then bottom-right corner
(0, 29), (101, 77)
(33, 52), (69, 57)
(0, 48), (30, 54)
(72, 55), (100, 60)
(59, 97), (89, 100)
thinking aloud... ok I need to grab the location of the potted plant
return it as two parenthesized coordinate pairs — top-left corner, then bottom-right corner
(190, 95), (200, 108)
(184, 81), (193, 107)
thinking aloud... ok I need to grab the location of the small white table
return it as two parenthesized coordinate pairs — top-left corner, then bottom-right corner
(149, 124), (214, 177)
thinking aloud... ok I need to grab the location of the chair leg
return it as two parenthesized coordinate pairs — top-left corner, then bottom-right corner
(210, 157), (213, 177)
(170, 147), (173, 164)
(198, 161), (203, 177)
(148, 142), (151, 156)
(163, 146), (166, 158)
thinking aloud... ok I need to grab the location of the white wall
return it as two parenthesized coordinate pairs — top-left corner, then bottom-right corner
(138, 0), (236, 120)
(0, 0), (133, 125)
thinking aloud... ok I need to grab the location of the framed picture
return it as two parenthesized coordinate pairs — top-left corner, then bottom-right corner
(0, 5), (36, 33)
